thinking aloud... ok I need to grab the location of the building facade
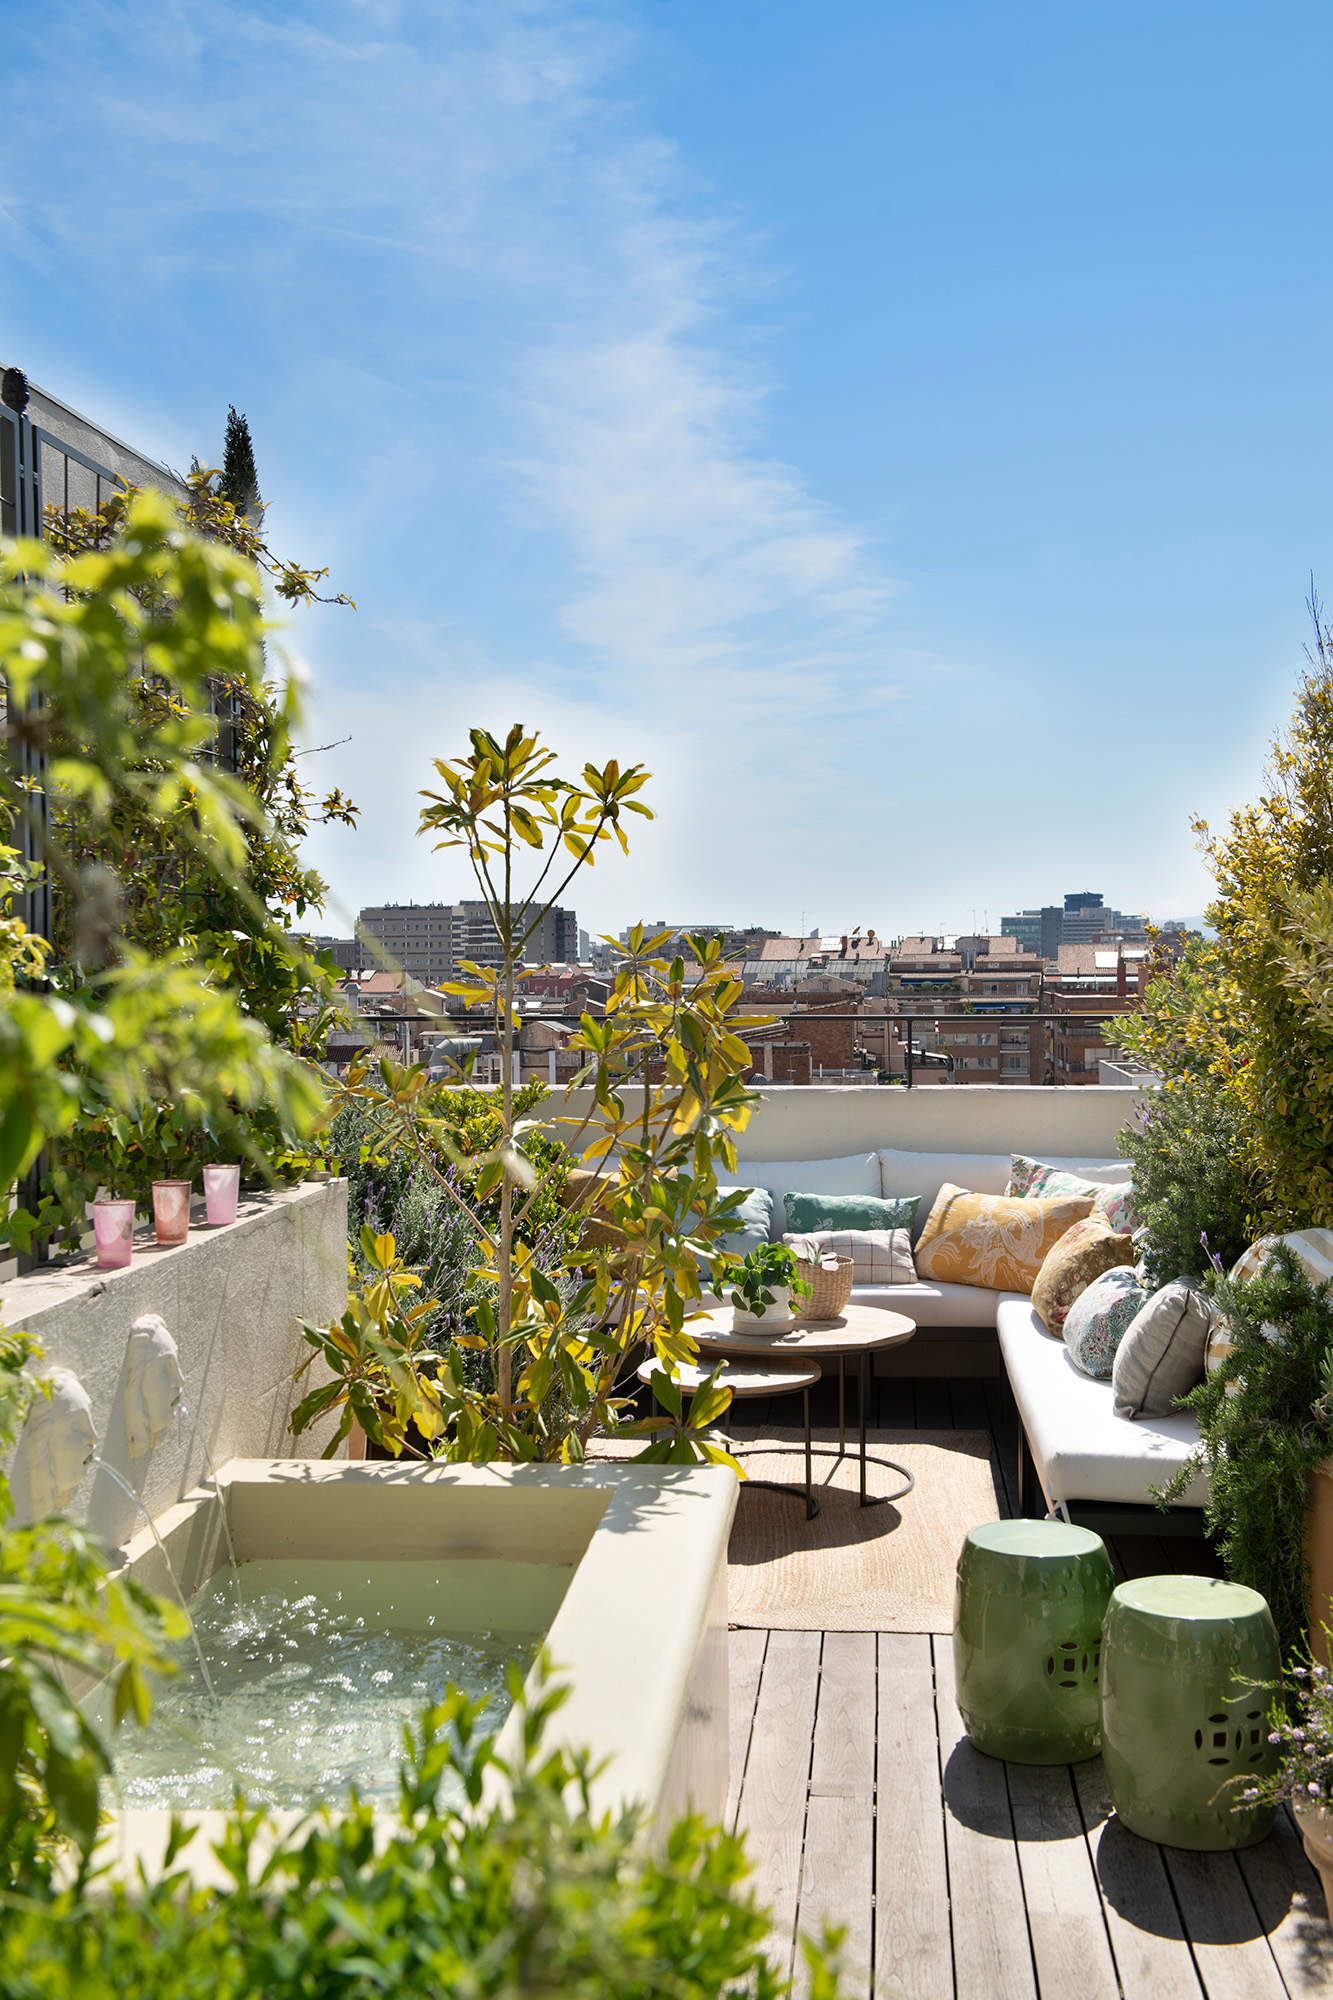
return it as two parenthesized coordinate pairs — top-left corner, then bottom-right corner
(357, 901), (579, 982)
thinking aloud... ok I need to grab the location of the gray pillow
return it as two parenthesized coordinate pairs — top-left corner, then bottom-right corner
(1112, 1280), (1212, 1419)
(715, 1185), (773, 1258)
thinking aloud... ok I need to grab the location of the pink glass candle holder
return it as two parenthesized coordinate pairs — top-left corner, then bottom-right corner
(151, 1180), (192, 1246)
(203, 1164), (240, 1227)
(93, 1198), (135, 1270)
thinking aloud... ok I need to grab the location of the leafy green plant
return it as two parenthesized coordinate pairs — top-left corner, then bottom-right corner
(323, 727), (770, 1469)
(1159, 1245), (1333, 1659)
(0, 1328), (182, 1883)
(727, 1243), (811, 1319)
(0, 492), (335, 1253)
(1117, 1078), (1268, 1287)
(0, 1674), (847, 1998)
(292, 1227), (453, 1458)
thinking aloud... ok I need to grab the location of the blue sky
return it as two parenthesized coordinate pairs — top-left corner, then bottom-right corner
(3, 0), (1329, 939)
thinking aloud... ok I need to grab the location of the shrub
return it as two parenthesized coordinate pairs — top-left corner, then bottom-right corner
(1117, 1078), (1268, 1287)
(0, 1680), (847, 1998)
(1160, 1245), (1333, 1659)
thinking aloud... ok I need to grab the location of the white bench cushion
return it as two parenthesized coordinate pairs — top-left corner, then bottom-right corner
(996, 1297), (1207, 1511)
(850, 1279), (1006, 1328)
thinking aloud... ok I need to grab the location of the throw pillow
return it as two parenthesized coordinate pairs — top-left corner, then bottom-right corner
(1112, 1280), (1213, 1419)
(783, 1227), (917, 1286)
(1006, 1155), (1138, 1235)
(1063, 1268), (1151, 1379)
(1030, 1217), (1135, 1334)
(913, 1184), (1095, 1294)
(783, 1191), (920, 1235)
(1228, 1227), (1333, 1290)
(715, 1185), (774, 1258)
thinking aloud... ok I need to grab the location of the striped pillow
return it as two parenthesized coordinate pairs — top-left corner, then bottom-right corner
(784, 1228), (917, 1286)
(1206, 1228), (1333, 1397)
(1228, 1228), (1333, 1290)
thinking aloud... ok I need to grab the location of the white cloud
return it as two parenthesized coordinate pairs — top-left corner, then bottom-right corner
(1, 0), (954, 930)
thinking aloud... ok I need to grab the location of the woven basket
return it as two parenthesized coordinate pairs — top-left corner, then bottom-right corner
(794, 1254), (854, 1320)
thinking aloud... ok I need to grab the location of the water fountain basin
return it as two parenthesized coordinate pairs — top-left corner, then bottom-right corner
(98, 1456), (736, 1882)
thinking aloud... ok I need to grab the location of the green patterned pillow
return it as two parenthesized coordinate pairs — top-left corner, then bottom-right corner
(783, 1191), (919, 1235)
(1007, 1154), (1137, 1235)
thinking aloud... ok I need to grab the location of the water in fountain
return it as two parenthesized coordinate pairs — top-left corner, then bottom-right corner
(176, 1400), (240, 1580)
(92, 1459), (218, 1704)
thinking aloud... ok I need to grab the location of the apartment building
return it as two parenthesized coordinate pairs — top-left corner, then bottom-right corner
(1041, 943), (1147, 1083)
(357, 901), (579, 983)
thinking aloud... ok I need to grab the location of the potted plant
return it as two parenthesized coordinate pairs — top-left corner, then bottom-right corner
(727, 1243), (810, 1331)
(1239, 1650), (1333, 1913)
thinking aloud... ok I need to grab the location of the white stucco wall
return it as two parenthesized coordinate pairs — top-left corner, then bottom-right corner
(554, 1083), (1144, 1165)
(1, 1180), (348, 1545)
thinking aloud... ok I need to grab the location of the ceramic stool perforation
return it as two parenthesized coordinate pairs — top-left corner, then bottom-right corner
(953, 1519), (1115, 1764)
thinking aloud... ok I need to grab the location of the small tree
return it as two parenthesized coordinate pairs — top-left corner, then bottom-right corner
(303, 725), (768, 1466)
(220, 403), (262, 521)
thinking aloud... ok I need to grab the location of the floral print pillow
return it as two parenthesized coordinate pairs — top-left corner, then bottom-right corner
(1063, 1267), (1151, 1379)
(1008, 1154), (1137, 1235)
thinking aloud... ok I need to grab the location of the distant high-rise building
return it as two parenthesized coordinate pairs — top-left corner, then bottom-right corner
(357, 901), (578, 982)
(1000, 906), (1063, 961)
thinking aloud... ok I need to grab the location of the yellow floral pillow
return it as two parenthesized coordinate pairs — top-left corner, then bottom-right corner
(914, 1184), (1096, 1294)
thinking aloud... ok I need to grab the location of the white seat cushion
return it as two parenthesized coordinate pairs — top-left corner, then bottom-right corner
(851, 1279), (1005, 1328)
(996, 1297), (1207, 1511)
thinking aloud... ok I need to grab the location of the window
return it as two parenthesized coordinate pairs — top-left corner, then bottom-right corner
(1001, 1055), (1028, 1073)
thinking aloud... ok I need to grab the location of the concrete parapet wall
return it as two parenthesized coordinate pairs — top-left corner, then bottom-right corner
(1, 1181), (348, 1544)
(554, 1083), (1145, 1165)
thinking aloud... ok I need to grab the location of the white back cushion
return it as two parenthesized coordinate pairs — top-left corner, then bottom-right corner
(877, 1149), (1011, 1235)
(727, 1152), (881, 1240)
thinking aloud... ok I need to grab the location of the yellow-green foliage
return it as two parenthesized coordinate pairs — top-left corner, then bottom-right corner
(1196, 620), (1333, 1225)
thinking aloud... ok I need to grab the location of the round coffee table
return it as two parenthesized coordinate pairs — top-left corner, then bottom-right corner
(689, 1302), (916, 1507)
(637, 1357), (824, 1518)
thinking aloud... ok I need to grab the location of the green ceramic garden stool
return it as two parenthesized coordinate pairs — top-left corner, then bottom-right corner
(953, 1520), (1115, 1763)
(1100, 1576), (1279, 1850)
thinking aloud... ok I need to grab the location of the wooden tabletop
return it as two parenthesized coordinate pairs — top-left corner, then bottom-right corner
(637, 1358), (822, 1398)
(689, 1300), (916, 1357)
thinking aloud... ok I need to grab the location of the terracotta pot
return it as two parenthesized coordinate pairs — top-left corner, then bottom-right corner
(1304, 1461), (1333, 1669)
(1295, 1803), (1333, 1916)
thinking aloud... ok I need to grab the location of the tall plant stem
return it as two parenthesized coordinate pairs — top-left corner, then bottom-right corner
(497, 790), (515, 1413)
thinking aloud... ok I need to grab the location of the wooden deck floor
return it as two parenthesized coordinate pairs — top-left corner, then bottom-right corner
(721, 1377), (1333, 1999)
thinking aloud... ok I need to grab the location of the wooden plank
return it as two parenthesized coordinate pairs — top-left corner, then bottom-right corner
(1236, 1805), (1333, 1997)
(933, 1637), (1038, 1999)
(726, 1627), (767, 1831)
(734, 1628), (820, 1985)
(915, 1379), (952, 1432)
(1164, 1847), (1288, 2000)
(875, 1633), (954, 2000)
(809, 1632), (875, 1798)
(798, 1794), (874, 1998)
(1072, 1758), (1204, 2000)
(1006, 1760), (1121, 2000)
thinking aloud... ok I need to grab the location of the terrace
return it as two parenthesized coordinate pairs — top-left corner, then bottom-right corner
(723, 1368), (1330, 2000)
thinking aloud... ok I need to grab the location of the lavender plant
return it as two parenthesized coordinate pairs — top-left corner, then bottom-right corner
(1240, 1652), (1333, 1813)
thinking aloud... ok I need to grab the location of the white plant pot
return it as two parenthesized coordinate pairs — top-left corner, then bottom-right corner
(732, 1284), (794, 1332)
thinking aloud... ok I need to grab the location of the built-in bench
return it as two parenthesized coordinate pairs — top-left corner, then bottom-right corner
(656, 1087), (1203, 1527)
